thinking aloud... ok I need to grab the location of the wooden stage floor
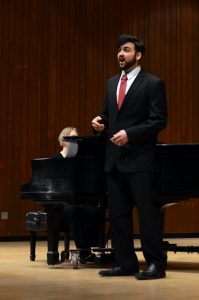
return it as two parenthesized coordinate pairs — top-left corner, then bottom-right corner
(0, 238), (199, 300)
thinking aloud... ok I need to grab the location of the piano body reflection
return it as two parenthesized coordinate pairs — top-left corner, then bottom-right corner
(21, 136), (199, 265)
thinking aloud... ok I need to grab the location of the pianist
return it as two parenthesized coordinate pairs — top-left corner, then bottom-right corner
(52, 127), (103, 263)
(52, 127), (79, 159)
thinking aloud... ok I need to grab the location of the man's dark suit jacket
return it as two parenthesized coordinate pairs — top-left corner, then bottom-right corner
(100, 68), (167, 173)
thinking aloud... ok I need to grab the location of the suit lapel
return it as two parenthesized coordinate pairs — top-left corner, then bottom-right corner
(109, 75), (120, 113)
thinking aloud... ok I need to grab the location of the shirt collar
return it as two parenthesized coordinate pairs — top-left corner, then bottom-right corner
(121, 66), (141, 80)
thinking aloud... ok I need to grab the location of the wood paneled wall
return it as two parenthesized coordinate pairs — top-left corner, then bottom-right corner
(0, 0), (199, 237)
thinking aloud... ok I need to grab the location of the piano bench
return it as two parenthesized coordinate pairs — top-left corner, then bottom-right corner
(26, 211), (70, 261)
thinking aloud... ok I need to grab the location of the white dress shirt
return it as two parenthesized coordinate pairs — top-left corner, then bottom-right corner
(117, 66), (141, 102)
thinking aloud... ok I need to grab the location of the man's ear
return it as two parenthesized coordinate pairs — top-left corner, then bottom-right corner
(136, 52), (142, 61)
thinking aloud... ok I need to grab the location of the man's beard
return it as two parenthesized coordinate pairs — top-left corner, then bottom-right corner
(121, 56), (136, 72)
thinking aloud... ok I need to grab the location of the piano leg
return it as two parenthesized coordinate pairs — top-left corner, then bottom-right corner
(155, 202), (178, 264)
(30, 231), (36, 261)
(155, 202), (177, 233)
(45, 204), (64, 265)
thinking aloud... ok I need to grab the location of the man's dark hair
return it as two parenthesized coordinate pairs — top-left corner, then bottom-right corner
(117, 34), (145, 56)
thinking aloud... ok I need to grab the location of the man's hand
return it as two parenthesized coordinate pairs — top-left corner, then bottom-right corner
(91, 116), (105, 132)
(110, 130), (128, 146)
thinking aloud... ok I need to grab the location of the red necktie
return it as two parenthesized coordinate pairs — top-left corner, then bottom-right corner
(118, 74), (127, 110)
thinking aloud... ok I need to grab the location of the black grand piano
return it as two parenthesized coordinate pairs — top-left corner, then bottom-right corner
(21, 136), (199, 265)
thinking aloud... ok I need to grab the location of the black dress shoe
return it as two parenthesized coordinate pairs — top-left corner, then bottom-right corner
(99, 267), (138, 277)
(134, 263), (166, 280)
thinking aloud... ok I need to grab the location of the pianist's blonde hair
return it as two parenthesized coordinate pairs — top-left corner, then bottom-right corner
(58, 127), (79, 146)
